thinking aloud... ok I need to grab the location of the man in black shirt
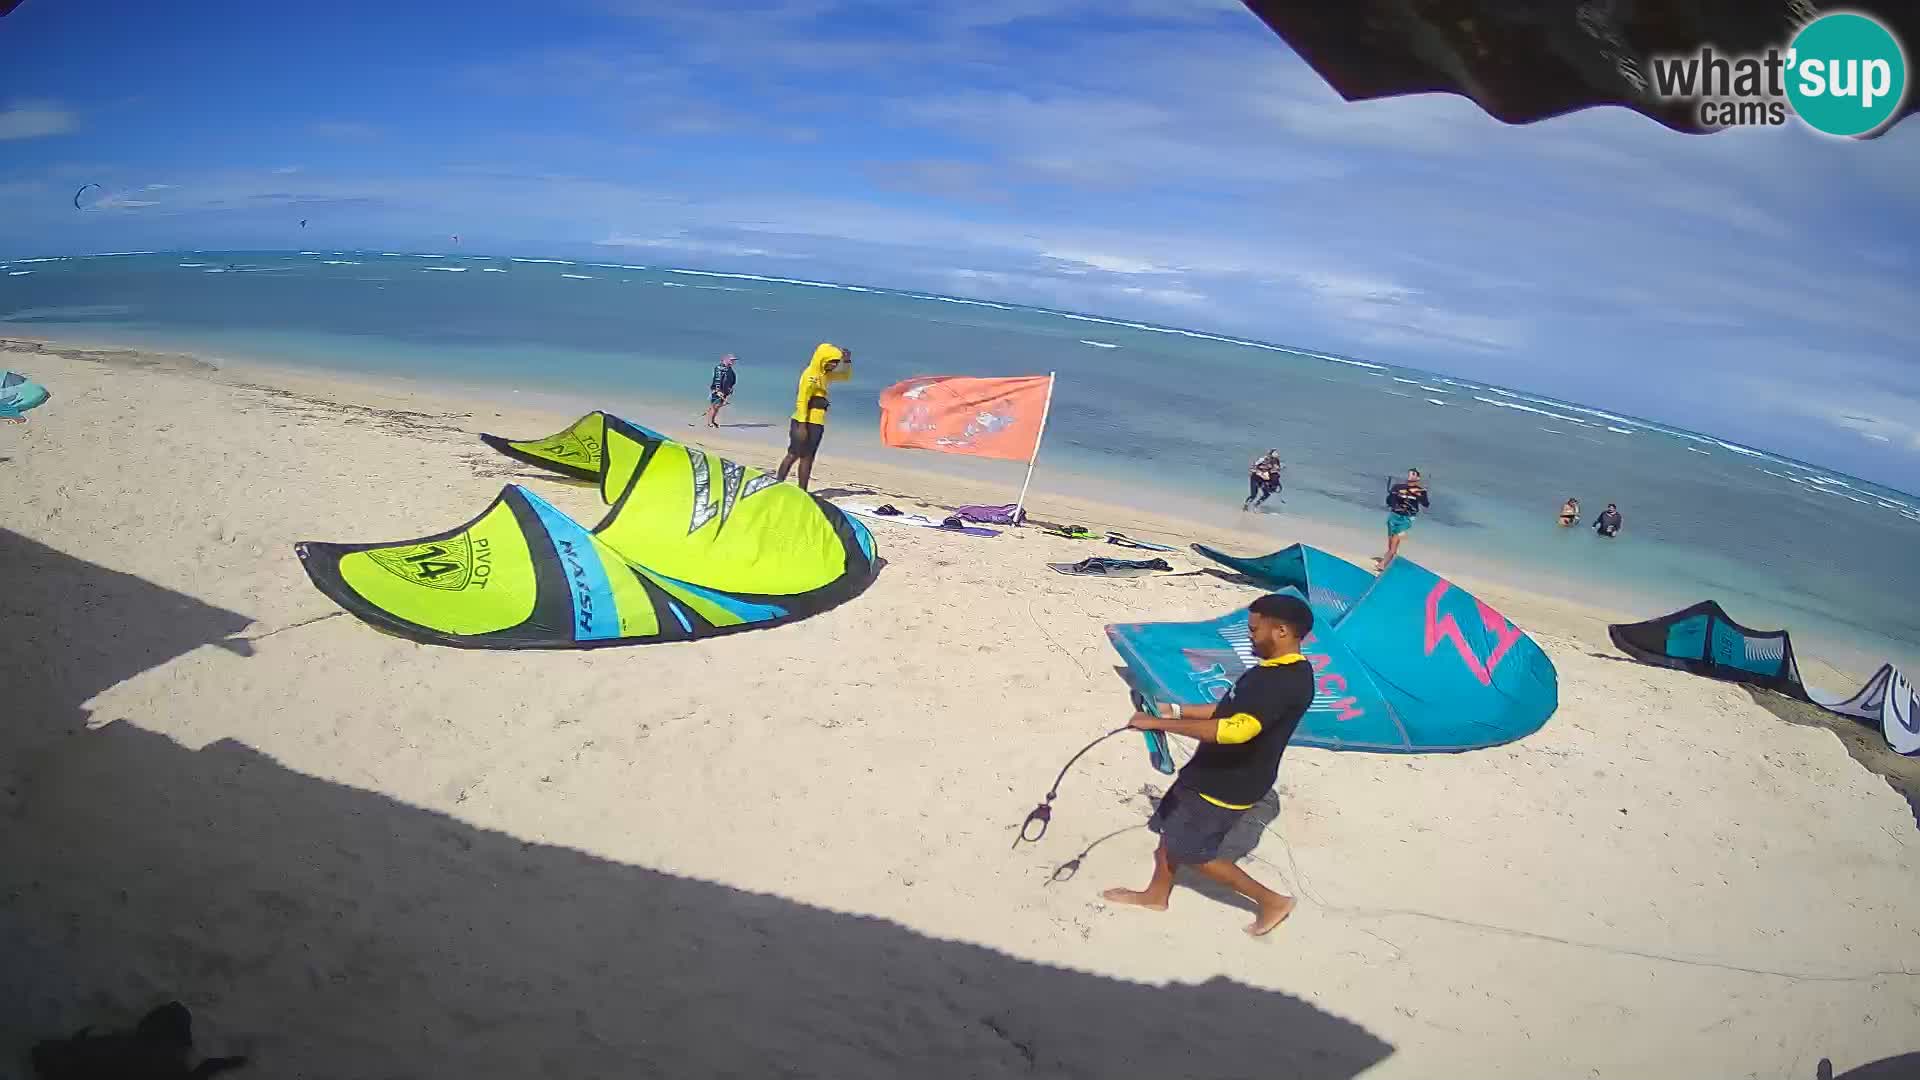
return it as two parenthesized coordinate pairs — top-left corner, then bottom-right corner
(1377, 467), (1430, 570)
(1103, 593), (1317, 937)
(1593, 503), (1622, 537)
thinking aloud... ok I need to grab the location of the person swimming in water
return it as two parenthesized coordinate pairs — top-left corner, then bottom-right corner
(1593, 503), (1622, 538)
(1558, 497), (1580, 527)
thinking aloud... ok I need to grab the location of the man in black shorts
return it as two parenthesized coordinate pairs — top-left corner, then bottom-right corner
(1103, 592), (1316, 937)
(776, 342), (849, 492)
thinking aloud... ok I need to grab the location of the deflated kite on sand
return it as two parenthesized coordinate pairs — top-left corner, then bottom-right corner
(1609, 601), (1918, 755)
(1111, 548), (1559, 752)
(296, 413), (876, 648)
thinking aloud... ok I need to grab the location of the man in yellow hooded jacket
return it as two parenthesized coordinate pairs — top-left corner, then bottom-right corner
(776, 343), (851, 491)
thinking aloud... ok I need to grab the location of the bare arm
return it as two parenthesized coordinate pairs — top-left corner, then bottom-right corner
(1129, 703), (1223, 743)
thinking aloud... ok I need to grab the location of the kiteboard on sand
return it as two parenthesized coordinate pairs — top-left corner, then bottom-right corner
(836, 501), (1000, 537)
(1047, 557), (1173, 578)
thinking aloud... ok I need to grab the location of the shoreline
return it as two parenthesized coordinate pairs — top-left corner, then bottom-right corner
(2, 331), (1890, 683)
(2, 332), (1627, 636)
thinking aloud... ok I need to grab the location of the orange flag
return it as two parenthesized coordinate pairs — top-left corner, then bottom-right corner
(877, 374), (1054, 462)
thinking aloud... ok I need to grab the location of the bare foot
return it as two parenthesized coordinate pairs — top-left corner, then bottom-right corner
(0, 417), (23, 425)
(1246, 894), (1296, 937)
(1101, 887), (1168, 912)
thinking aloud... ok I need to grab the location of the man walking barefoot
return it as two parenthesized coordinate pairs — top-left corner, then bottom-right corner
(1103, 592), (1316, 937)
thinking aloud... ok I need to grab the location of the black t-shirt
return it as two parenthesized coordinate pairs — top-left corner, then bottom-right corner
(1387, 481), (1430, 516)
(1177, 655), (1316, 808)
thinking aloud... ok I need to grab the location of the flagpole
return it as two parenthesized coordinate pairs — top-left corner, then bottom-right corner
(1013, 372), (1056, 526)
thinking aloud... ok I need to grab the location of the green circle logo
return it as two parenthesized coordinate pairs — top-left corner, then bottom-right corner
(1786, 12), (1908, 137)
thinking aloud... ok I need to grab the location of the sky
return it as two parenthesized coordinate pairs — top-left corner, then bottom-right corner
(2, 0), (1918, 490)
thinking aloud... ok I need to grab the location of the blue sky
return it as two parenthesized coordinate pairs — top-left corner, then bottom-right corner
(3, 0), (1918, 489)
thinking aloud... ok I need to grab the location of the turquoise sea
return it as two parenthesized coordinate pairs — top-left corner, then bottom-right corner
(5, 249), (1917, 679)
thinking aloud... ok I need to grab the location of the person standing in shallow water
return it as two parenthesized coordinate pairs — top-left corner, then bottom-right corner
(1103, 592), (1316, 938)
(776, 343), (851, 492)
(1377, 468), (1429, 570)
(1244, 449), (1283, 510)
(1594, 503), (1623, 537)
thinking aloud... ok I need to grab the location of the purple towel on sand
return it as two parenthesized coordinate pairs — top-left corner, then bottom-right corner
(955, 503), (1024, 526)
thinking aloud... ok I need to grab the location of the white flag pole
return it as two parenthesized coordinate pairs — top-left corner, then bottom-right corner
(1013, 372), (1056, 527)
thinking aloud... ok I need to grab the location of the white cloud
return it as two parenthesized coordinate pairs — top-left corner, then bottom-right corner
(597, 232), (787, 258)
(0, 100), (76, 140)
(1041, 249), (1175, 275)
(272, 166), (304, 175)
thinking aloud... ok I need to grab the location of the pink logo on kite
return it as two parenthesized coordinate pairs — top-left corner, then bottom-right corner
(1423, 579), (1523, 686)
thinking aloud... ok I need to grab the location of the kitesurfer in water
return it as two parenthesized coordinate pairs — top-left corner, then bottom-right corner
(1593, 503), (1622, 537)
(1558, 497), (1580, 527)
(1376, 468), (1429, 570)
(776, 343), (851, 491)
(704, 354), (738, 428)
(1244, 450), (1283, 510)
(1103, 593), (1315, 937)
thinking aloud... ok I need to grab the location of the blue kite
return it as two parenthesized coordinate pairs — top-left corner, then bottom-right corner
(1109, 551), (1558, 753)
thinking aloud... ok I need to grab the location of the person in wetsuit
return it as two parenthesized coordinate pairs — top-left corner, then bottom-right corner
(1244, 450), (1283, 510)
(1594, 503), (1622, 537)
(1377, 468), (1430, 569)
(703, 354), (737, 428)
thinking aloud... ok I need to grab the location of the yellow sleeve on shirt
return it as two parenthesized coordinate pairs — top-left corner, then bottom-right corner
(792, 373), (828, 424)
(1215, 712), (1263, 745)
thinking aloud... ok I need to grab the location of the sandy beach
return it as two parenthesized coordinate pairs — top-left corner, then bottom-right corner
(3, 339), (1917, 1078)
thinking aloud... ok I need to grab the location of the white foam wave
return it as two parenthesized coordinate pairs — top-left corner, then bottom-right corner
(379, 253), (406, 257)
(1606, 426), (1634, 434)
(6, 270), (32, 276)
(1426, 398), (1447, 406)
(511, 258), (574, 264)
(203, 269), (227, 273)
(1687, 447), (1711, 455)
(1472, 396), (1587, 424)
(1079, 340), (1119, 349)
(12, 258), (65, 264)
(589, 263), (648, 270)
(1418, 385), (1450, 393)
(422, 266), (467, 272)
(177, 263), (207, 268)
(411, 254), (446, 259)
(1712, 440), (1766, 458)
(85, 251), (156, 257)
(480, 267), (507, 273)
(320, 260), (360, 265)
(661, 282), (688, 288)
(1393, 377), (1420, 384)
(299, 251), (321, 255)
(561, 273), (593, 280)
(1383, 390), (1412, 398)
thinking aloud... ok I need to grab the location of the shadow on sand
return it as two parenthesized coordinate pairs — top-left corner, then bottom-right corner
(0, 528), (1393, 1077)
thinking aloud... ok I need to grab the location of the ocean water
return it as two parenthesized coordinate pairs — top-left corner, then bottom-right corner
(5, 250), (1918, 679)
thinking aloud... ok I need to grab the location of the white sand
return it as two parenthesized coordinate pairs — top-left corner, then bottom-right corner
(2, 341), (1915, 1078)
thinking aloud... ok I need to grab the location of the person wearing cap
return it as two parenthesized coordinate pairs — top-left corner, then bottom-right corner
(703, 355), (739, 428)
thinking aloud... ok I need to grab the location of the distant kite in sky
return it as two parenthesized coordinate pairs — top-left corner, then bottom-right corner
(72, 183), (100, 210)
(299, 219), (308, 228)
